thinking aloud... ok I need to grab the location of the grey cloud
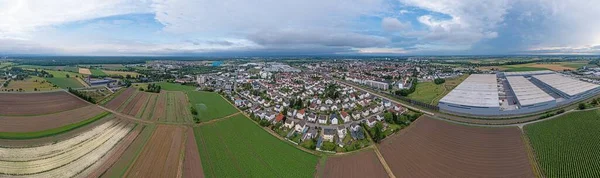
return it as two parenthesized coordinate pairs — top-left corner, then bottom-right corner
(247, 29), (389, 48)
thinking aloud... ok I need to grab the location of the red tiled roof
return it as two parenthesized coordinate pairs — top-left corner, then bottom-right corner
(275, 113), (284, 122)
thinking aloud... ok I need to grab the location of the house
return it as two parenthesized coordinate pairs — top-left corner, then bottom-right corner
(295, 120), (307, 132)
(275, 113), (285, 123)
(309, 103), (318, 110)
(366, 117), (377, 127)
(330, 113), (339, 124)
(394, 104), (405, 112)
(340, 111), (350, 123)
(370, 106), (379, 113)
(330, 105), (338, 111)
(234, 99), (244, 106)
(307, 113), (317, 122)
(362, 110), (370, 117)
(287, 109), (296, 117)
(352, 112), (361, 120)
(325, 99), (333, 104)
(302, 128), (317, 141)
(318, 115), (328, 124)
(376, 114), (384, 121)
(274, 105), (283, 112)
(251, 106), (261, 113)
(264, 112), (276, 122)
(350, 124), (365, 140)
(284, 119), (295, 129)
(383, 100), (392, 108)
(337, 126), (347, 139)
(320, 106), (328, 112)
(296, 109), (306, 120)
(323, 128), (336, 142)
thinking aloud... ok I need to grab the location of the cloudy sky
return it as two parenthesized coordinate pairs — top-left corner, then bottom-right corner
(1, 0), (599, 56)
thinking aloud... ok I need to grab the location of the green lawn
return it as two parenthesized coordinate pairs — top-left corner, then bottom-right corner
(187, 91), (238, 121)
(194, 115), (319, 178)
(525, 110), (600, 178)
(503, 66), (548, 72)
(408, 82), (444, 104)
(157, 82), (196, 91)
(45, 77), (83, 88)
(0, 112), (110, 139)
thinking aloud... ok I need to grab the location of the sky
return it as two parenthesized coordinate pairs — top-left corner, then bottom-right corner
(0, 0), (599, 56)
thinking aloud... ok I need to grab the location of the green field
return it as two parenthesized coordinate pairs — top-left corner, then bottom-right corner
(194, 115), (319, 178)
(503, 66), (548, 72)
(157, 82), (196, 91)
(90, 69), (107, 76)
(526, 110), (600, 177)
(0, 112), (110, 139)
(43, 70), (85, 88)
(408, 82), (444, 104)
(187, 91), (239, 121)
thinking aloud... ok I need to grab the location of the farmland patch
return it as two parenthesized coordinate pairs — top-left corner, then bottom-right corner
(319, 149), (388, 178)
(126, 125), (185, 178)
(0, 91), (88, 116)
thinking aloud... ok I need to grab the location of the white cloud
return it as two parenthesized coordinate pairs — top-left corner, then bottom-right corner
(0, 0), (152, 39)
(382, 17), (410, 32)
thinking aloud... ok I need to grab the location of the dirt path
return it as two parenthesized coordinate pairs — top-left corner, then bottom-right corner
(196, 112), (241, 126)
(373, 146), (396, 178)
(75, 77), (90, 88)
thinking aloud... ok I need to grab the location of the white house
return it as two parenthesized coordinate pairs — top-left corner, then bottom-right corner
(296, 109), (306, 120)
(337, 126), (347, 139)
(320, 106), (329, 112)
(352, 112), (361, 120)
(318, 115), (327, 124)
(331, 117), (339, 125)
(340, 111), (350, 122)
(362, 110), (370, 117)
(284, 119), (295, 129)
(325, 99), (334, 105)
(323, 128), (336, 142)
(307, 113), (317, 122)
(376, 115), (384, 121)
(330, 105), (338, 111)
(366, 118), (377, 127)
(294, 121), (307, 132)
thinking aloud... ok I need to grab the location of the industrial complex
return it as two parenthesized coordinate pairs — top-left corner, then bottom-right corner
(439, 71), (600, 116)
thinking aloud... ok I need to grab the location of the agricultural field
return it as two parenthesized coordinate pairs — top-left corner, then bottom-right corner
(158, 82), (196, 91)
(408, 74), (469, 105)
(77, 87), (112, 102)
(0, 62), (13, 69)
(526, 109), (600, 177)
(0, 118), (137, 177)
(183, 128), (204, 178)
(0, 105), (104, 133)
(164, 91), (194, 123)
(78, 68), (92, 75)
(43, 70), (85, 88)
(99, 64), (128, 70)
(101, 125), (155, 178)
(318, 149), (388, 178)
(126, 125), (185, 178)
(194, 115), (319, 178)
(493, 61), (589, 72)
(379, 116), (534, 177)
(3, 76), (58, 92)
(103, 70), (140, 77)
(188, 91), (239, 121)
(90, 69), (107, 76)
(104, 87), (136, 110)
(0, 91), (89, 116)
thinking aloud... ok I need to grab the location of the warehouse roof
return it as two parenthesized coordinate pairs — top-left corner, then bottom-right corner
(506, 76), (555, 106)
(504, 70), (554, 76)
(533, 74), (600, 96)
(439, 74), (500, 108)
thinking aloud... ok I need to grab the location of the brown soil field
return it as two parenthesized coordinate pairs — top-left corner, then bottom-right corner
(122, 92), (147, 116)
(0, 105), (104, 132)
(101, 125), (155, 178)
(320, 150), (388, 178)
(126, 125), (185, 178)
(120, 92), (141, 114)
(173, 91), (193, 123)
(140, 94), (158, 120)
(379, 116), (534, 177)
(104, 88), (135, 110)
(183, 128), (204, 178)
(0, 117), (113, 148)
(529, 63), (574, 71)
(151, 91), (167, 121)
(0, 91), (88, 116)
(84, 124), (143, 177)
(78, 68), (92, 75)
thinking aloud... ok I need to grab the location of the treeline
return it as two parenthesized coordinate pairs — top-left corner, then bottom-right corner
(143, 83), (161, 93)
(68, 88), (96, 104)
(434, 78), (445, 85)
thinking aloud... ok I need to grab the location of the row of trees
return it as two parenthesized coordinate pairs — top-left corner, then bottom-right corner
(395, 78), (417, 96)
(144, 83), (161, 93)
(67, 88), (96, 104)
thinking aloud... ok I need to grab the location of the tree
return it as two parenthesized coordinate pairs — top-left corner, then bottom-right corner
(65, 74), (70, 78)
(190, 106), (198, 115)
(383, 112), (393, 123)
(434, 78), (446, 85)
(579, 103), (587, 110)
(371, 122), (384, 143)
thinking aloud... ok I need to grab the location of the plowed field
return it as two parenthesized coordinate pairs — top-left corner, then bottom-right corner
(0, 91), (88, 116)
(379, 116), (534, 177)
(104, 88), (135, 110)
(126, 125), (185, 177)
(0, 105), (104, 132)
(319, 150), (388, 178)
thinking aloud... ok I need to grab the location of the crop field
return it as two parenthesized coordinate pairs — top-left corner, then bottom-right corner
(0, 105), (104, 132)
(0, 118), (136, 177)
(126, 125), (185, 178)
(0, 112), (109, 139)
(103, 70), (140, 77)
(90, 69), (107, 76)
(183, 128), (204, 178)
(158, 82), (196, 91)
(526, 109), (600, 177)
(99, 64), (128, 70)
(319, 149), (388, 178)
(165, 91), (194, 123)
(498, 62), (587, 72)
(379, 116), (534, 177)
(78, 68), (92, 75)
(3, 76), (58, 92)
(104, 87), (136, 110)
(188, 91), (239, 121)
(194, 115), (319, 178)
(101, 125), (155, 178)
(0, 91), (88, 116)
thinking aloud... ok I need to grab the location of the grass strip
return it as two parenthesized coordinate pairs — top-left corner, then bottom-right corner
(0, 112), (110, 139)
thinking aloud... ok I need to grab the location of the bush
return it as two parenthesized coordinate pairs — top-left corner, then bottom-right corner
(434, 78), (446, 85)
(579, 103), (587, 110)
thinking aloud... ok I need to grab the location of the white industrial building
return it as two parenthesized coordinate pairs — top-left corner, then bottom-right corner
(531, 74), (600, 100)
(438, 74), (501, 115)
(505, 76), (556, 110)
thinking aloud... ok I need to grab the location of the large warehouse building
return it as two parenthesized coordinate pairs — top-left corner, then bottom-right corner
(531, 74), (600, 100)
(438, 74), (501, 116)
(439, 71), (600, 116)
